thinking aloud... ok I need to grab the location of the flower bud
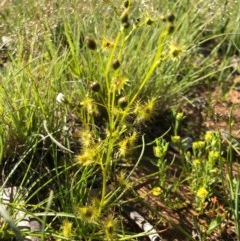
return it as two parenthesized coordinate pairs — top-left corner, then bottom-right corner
(122, 22), (130, 29)
(146, 19), (154, 25)
(167, 13), (175, 23)
(118, 96), (128, 108)
(90, 81), (100, 92)
(171, 135), (181, 144)
(176, 112), (184, 121)
(112, 59), (120, 70)
(86, 38), (97, 50)
(121, 10), (129, 24)
(123, 0), (129, 8)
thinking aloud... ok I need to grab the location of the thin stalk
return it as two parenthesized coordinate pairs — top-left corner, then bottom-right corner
(104, 136), (146, 204)
(41, 191), (54, 241)
(129, 30), (168, 106)
(99, 138), (115, 214)
(234, 177), (240, 239)
(104, 31), (121, 91)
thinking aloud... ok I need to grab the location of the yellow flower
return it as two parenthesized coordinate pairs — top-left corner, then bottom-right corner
(168, 41), (185, 61)
(176, 112), (184, 121)
(117, 132), (137, 157)
(128, 131), (138, 146)
(204, 132), (214, 143)
(117, 139), (129, 157)
(118, 171), (131, 189)
(208, 150), (220, 162)
(62, 219), (73, 238)
(102, 38), (114, 49)
(171, 135), (181, 144)
(153, 138), (169, 159)
(133, 98), (156, 123)
(103, 214), (118, 239)
(196, 187), (208, 200)
(112, 76), (130, 94)
(151, 187), (162, 196)
(75, 126), (95, 148)
(75, 147), (97, 166)
(80, 95), (99, 115)
(192, 141), (205, 150)
(193, 159), (201, 166)
(77, 206), (98, 223)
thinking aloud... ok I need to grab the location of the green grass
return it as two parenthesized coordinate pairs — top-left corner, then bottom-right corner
(0, 0), (240, 240)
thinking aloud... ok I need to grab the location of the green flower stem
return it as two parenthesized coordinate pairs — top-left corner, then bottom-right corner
(99, 137), (115, 215)
(129, 31), (168, 106)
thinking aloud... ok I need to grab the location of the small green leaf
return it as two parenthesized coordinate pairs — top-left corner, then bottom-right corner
(207, 216), (222, 234)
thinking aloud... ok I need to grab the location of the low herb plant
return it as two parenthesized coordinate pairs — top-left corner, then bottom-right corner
(151, 112), (240, 241)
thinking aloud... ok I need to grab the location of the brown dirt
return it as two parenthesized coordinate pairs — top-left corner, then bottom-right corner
(203, 75), (240, 138)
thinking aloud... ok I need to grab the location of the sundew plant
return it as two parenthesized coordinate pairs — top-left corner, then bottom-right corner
(0, 0), (240, 240)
